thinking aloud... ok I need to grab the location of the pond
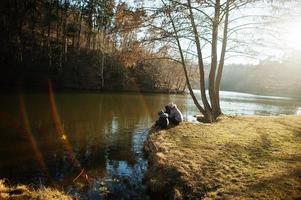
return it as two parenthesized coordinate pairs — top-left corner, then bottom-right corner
(0, 90), (300, 199)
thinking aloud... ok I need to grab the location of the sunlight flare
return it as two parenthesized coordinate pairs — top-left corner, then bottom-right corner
(47, 80), (88, 182)
(282, 19), (301, 50)
(18, 93), (49, 178)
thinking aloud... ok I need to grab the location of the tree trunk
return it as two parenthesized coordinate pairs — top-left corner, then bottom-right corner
(77, 5), (83, 52)
(100, 23), (107, 89)
(187, 0), (214, 122)
(181, 82), (186, 93)
(101, 51), (105, 88)
(175, 76), (181, 91)
(215, 0), (230, 116)
(167, 73), (172, 89)
(16, 0), (23, 65)
(31, 0), (37, 51)
(208, 0), (221, 120)
(62, 0), (68, 64)
(165, 2), (207, 118)
(56, 0), (60, 44)
(47, 2), (52, 68)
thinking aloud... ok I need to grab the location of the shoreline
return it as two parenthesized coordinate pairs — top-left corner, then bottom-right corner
(1, 85), (300, 99)
(0, 86), (186, 95)
(143, 115), (301, 199)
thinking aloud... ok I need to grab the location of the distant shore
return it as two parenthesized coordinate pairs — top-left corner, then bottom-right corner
(192, 88), (301, 99)
(144, 115), (301, 199)
(1, 84), (301, 99)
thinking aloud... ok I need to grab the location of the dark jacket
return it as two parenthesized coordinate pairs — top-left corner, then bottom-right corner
(164, 105), (171, 115)
(156, 111), (169, 129)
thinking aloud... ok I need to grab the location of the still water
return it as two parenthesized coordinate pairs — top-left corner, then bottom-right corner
(0, 90), (300, 199)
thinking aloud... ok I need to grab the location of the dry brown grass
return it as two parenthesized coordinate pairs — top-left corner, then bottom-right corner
(144, 115), (301, 200)
(0, 180), (73, 200)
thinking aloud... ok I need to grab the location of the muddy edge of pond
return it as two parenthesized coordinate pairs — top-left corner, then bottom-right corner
(142, 115), (301, 200)
(143, 126), (194, 199)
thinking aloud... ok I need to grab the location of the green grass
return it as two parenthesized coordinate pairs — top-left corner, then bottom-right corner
(144, 115), (301, 199)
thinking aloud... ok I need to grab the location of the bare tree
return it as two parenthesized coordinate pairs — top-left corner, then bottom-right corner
(143, 0), (255, 122)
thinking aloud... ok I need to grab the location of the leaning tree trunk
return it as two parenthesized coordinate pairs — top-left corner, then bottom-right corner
(187, 0), (214, 122)
(165, 1), (207, 117)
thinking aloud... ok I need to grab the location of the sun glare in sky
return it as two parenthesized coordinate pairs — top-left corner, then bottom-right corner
(282, 20), (301, 51)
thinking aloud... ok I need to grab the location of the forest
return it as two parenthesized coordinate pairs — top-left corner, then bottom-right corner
(220, 58), (301, 97)
(0, 0), (186, 92)
(1, 0), (300, 98)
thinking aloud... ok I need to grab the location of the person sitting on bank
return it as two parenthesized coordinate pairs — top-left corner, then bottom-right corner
(155, 110), (169, 129)
(168, 103), (183, 125)
(164, 105), (171, 115)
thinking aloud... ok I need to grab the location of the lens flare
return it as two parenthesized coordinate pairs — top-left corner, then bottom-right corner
(47, 80), (89, 183)
(18, 93), (49, 179)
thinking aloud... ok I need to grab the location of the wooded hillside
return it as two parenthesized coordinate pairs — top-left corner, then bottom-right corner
(0, 0), (186, 92)
(220, 57), (301, 97)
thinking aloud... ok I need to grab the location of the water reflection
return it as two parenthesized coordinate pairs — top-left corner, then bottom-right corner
(0, 91), (300, 199)
(190, 90), (300, 116)
(0, 92), (173, 199)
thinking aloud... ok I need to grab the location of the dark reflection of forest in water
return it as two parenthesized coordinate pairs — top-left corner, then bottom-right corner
(0, 92), (171, 186)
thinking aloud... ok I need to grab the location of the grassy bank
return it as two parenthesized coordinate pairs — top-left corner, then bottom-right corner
(144, 115), (301, 199)
(0, 180), (72, 200)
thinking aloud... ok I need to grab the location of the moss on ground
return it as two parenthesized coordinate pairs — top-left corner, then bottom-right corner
(0, 180), (72, 200)
(144, 115), (301, 200)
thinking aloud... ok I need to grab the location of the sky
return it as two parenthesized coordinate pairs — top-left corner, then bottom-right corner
(235, 1), (301, 64)
(203, 1), (301, 64)
(124, 0), (301, 65)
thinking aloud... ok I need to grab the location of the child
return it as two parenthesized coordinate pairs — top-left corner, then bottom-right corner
(155, 110), (169, 129)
